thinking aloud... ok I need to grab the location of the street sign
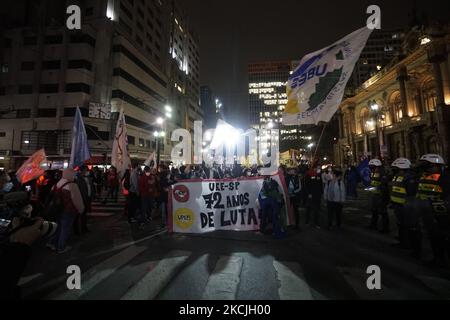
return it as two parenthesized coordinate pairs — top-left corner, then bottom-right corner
(89, 103), (112, 120)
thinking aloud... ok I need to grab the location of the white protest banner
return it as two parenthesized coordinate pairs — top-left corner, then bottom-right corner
(168, 173), (293, 234)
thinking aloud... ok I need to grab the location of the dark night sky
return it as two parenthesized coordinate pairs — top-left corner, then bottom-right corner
(183, 0), (450, 128)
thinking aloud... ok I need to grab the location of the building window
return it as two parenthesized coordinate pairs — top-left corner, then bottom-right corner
(70, 33), (96, 47)
(145, 140), (151, 149)
(85, 7), (94, 16)
(16, 109), (31, 118)
(23, 36), (37, 45)
(120, 3), (133, 20)
(21, 61), (35, 71)
(4, 38), (12, 48)
(68, 60), (92, 71)
(136, 36), (143, 46)
(19, 85), (33, 94)
(44, 35), (63, 44)
(40, 84), (59, 94)
(1, 64), (9, 74)
(119, 18), (132, 35)
(42, 60), (61, 70)
(422, 80), (437, 113)
(390, 92), (403, 123)
(0, 132), (6, 137)
(138, 7), (144, 19)
(65, 83), (91, 94)
(359, 108), (370, 134)
(128, 136), (135, 145)
(37, 108), (57, 118)
(139, 138), (145, 147)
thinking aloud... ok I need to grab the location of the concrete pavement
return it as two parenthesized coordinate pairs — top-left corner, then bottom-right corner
(17, 190), (450, 300)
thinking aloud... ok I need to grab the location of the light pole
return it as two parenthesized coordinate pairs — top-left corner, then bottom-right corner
(370, 102), (382, 159)
(154, 105), (173, 168)
(307, 143), (315, 164)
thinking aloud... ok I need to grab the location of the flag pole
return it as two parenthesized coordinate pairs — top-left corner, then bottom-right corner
(312, 122), (328, 165)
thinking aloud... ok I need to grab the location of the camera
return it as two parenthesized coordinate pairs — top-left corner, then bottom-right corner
(0, 192), (58, 242)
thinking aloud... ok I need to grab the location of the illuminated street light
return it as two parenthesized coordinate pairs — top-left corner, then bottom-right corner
(156, 117), (164, 125)
(307, 143), (315, 149)
(165, 105), (172, 112)
(371, 103), (379, 111)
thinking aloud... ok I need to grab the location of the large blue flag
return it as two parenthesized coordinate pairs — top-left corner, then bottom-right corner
(70, 107), (91, 168)
(357, 158), (371, 188)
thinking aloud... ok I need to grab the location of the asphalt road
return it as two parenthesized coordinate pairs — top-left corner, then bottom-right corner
(18, 192), (450, 300)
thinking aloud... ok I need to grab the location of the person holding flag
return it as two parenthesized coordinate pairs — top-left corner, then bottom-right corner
(69, 107), (91, 169)
(283, 26), (373, 164)
(111, 108), (132, 181)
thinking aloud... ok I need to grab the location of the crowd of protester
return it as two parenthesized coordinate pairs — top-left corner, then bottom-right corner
(1, 154), (450, 299)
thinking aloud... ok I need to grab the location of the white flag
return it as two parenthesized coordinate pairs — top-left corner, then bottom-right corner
(283, 27), (373, 125)
(111, 108), (131, 178)
(144, 152), (156, 168)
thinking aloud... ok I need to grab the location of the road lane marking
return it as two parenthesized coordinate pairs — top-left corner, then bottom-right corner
(48, 245), (147, 300)
(202, 255), (243, 300)
(273, 261), (313, 300)
(121, 250), (191, 300)
(18, 273), (43, 286)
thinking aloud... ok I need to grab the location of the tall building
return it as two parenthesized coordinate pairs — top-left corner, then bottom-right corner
(335, 24), (450, 167)
(348, 29), (405, 93)
(166, 0), (202, 134)
(200, 85), (220, 128)
(0, 0), (201, 170)
(248, 60), (317, 154)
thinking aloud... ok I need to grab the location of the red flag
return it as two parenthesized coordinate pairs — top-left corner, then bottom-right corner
(16, 149), (47, 184)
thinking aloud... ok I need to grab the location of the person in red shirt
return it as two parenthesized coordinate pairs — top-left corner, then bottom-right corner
(103, 166), (119, 204)
(138, 166), (159, 228)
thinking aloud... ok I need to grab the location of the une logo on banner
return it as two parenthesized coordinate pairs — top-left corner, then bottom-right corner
(174, 208), (195, 230)
(173, 185), (190, 203)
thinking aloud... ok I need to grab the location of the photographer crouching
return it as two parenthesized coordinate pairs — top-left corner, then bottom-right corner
(0, 191), (58, 300)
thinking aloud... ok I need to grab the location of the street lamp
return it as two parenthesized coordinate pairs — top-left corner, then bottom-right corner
(307, 143), (315, 163)
(370, 101), (382, 159)
(154, 130), (166, 168)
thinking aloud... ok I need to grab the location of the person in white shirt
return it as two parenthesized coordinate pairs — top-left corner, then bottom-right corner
(324, 170), (346, 229)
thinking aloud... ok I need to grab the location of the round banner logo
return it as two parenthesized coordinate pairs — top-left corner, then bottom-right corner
(174, 208), (195, 230)
(173, 185), (189, 203)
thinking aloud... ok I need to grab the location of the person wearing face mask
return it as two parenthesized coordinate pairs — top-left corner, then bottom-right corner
(286, 167), (301, 229)
(304, 165), (324, 228)
(138, 166), (158, 229)
(73, 166), (93, 235)
(324, 170), (346, 229)
(321, 166), (333, 190)
(416, 154), (450, 267)
(159, 166), (175, 229)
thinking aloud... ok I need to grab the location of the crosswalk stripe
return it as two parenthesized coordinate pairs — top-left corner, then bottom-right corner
(202, 255), (243, 300)
(273, 261), (313, 300)
(88, 212), (116, 217)
(92, 206), (124, 211)
(121, 250), (191, 300)
(337, 267), (405, 300)
(18, 273), (43, 286)
(48, 245), (147, 300)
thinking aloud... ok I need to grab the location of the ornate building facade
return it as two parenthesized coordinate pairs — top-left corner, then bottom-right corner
(335, 25), (450, 167)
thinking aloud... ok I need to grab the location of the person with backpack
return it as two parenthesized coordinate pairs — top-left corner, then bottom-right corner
(46, 169), (85, 254)
(324, 170), (346, 230)
(73, 166), (93, 235)
(127, 164), (140, 224)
